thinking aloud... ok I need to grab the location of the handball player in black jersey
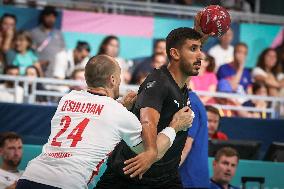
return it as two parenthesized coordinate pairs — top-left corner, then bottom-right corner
(95, 22), (213, 189)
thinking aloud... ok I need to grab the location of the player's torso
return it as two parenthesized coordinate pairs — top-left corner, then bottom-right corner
(22, 91), (124, 188)
(110, 67), (189, 185)
(146, 68), (189, 162)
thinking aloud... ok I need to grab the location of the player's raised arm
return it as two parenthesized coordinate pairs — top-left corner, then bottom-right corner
(194, 5), (231, 43)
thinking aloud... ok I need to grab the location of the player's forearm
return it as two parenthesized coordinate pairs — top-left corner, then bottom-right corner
(141, 120), (158, 154)
(156, 115), (189, 160)
(179, 137), (193, 166)
(156, 133), (171, 160)
(130, 132), (171, 157)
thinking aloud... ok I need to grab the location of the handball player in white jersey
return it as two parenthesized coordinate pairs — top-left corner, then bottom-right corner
(16, 55), (193, 189)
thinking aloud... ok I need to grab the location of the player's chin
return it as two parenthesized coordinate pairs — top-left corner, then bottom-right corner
(190, 70), (200, 76)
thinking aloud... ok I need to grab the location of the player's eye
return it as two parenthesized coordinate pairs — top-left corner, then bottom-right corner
(190, 46), (197, 52)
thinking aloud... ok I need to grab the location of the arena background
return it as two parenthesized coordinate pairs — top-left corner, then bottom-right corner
(0, 1), (284, 189)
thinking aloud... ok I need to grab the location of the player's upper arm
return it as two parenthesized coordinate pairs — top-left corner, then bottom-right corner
(119, 107), (143, 147)
(139, 107), (160, 129)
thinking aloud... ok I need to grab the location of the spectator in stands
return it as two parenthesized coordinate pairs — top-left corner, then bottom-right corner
(0, 65), (23, 103)
(208, 28), (234, 72)
(215, 82), (249, 118)
(277, 45), (284, 97)
(130, 39), (166, 79)
(217, 42), (252, 96)
(69, 69), (87, 91)
(30, 6), (65, 78)
(190, 52), (217, 104)
(0, 14), (17, 74)
(243, 82), (270, 119)
(153, 39), (166, 56)
(0, 132), (23, 189)
(206, 105), (228, 140)
(5, 31), (41, 76)
(210, 147), (240, 189)
(0, 13), (17, 53)
(25, 66), (46, 102)
(214, 97), (239, 117)
(220, 0), (252, 12)
(252, 48), (283, 96)
(132, 52), (167, 85)
(52, 41), (91, 79)
(97, 35), (131, 84)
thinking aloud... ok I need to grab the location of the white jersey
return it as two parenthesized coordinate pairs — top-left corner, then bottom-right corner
(0, 169), (22, 189)
(208, 44), (234, 72)
(21, 90), (142, 189)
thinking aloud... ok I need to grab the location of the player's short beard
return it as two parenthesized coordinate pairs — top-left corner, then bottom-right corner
(180, 58), (198, 76)
(5, 159), (21, 168)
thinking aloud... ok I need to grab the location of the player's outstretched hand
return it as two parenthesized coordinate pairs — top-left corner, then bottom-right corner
(170, 106), (194, 132)
(194, 11), (215, 43)
(120, 90), (137, 110)
(123, 150), (156, 179)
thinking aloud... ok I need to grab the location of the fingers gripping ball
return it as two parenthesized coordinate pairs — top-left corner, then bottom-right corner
(199, 5), (231, 37)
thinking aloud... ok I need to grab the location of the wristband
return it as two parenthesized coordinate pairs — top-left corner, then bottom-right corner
(160, 127), (176, 147)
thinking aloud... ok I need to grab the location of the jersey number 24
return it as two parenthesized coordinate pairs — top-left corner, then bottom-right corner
(51, 116), (89, 147)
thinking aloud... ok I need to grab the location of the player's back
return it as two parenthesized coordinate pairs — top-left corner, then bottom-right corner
(21, 90), (142, 189)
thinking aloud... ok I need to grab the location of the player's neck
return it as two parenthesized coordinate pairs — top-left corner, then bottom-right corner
(167, 64), (187, 89)
(212, 177), (230, 189)
(1, 163), (18, 172)
(87, 88), (112, 98)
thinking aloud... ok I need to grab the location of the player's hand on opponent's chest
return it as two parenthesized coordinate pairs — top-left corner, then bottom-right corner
(119, 90), (137, 110)
(170, 106), (195, 132)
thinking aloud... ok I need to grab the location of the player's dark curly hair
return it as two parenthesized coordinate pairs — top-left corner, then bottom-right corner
(166, 27), (202, 60)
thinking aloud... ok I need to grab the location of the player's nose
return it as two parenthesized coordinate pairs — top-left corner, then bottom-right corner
(198, 50), (205, 60)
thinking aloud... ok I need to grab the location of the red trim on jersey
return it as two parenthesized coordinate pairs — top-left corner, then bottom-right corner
(87, 152), (112, 185)
(88, 159), (105, 185)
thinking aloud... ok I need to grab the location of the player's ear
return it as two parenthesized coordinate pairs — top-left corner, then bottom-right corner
(109, 74), (115, 87)
(170, 48), (180, 60)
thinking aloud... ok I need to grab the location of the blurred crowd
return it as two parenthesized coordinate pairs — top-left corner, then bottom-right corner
(0, 6), (284, 118)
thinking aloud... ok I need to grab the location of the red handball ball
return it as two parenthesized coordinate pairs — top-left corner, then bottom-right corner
(199, 5), (231, 37)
